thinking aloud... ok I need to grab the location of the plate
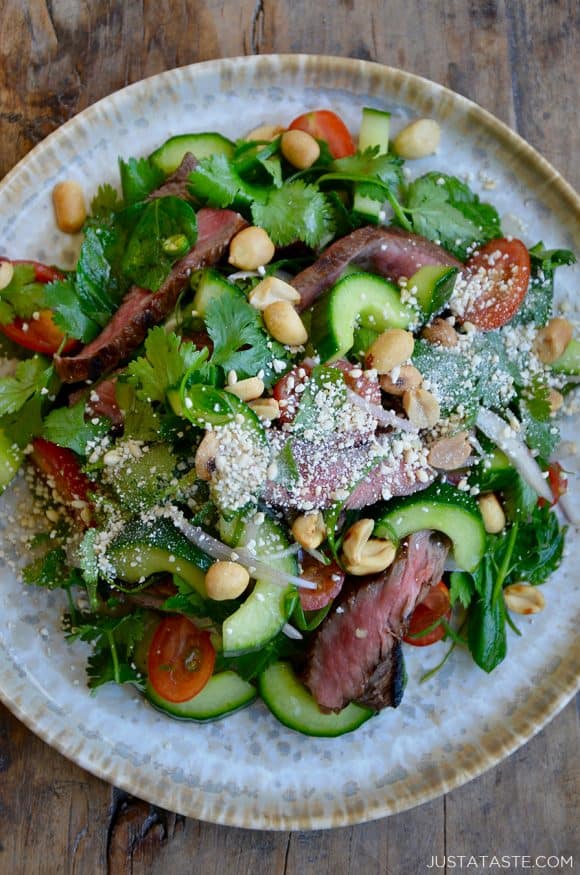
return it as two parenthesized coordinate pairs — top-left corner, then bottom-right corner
(0, 55), (578, 831)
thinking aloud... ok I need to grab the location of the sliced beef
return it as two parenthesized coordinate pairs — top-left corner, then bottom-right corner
(303, 531), (449, 712)
(55, 207), (247, 383)
(148, 152), (199, 201)
(69, 376), (123, 427)
(292, 226), (462, 311)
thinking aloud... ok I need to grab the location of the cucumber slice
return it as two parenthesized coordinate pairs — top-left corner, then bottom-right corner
(150, 132), (235, 175)
(108, 517), (211, 594)
(374, 482), (486, 572)
(0, 430), (23, 494)
(146, 671), (256, 721)
(551, 338), (580, 375)
(407, 264), (459, 319)
(310, 272), (416, 362)
(353, 107), (391, 222)
(471, 446), (516, 492)
(220, 515), (298, 656)
(259, 662), (374, 737)
(192, 268), (242, 318)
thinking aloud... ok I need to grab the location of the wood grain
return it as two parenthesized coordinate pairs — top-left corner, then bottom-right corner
(0, 1), (578, 873)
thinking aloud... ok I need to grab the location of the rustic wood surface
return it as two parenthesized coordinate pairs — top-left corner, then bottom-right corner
(0, 1), (578, 873)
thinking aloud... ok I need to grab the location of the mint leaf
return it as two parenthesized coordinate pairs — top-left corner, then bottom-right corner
(42, 401), (109, 455)
(405, 173), (501, 259)
(507, 503), (565, 585)
(251, 180), (336, 248)
(188, 154), (254, 208)
(121, 197), (197, 292)
(127, 327), (208, 402)
(511, 242), (576, 327)
(205, 291), (290, 386)
(0, 356), (51, 417)
(119, 156), (164, 206)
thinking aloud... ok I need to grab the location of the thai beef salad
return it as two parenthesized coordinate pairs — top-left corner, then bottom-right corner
(0, 107), (577, 736)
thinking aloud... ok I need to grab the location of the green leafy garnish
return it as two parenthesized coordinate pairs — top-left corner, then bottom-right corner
(119, 156), (164, 205)
(41, 401), (110, 455)
(90, 183), (123, 218)
(0, 357), (52, 417)
(188, 154), (263, 208)
(251, 180), (336, 248)
(23, 547), (84, 591)
(0, 263), (50, 323)
(127, 327), (209, 403)
(66, 610), (146, 690)
(511, 242), (576, 326)
(121, 196), (197, 291)
(319, 147), (403, 202)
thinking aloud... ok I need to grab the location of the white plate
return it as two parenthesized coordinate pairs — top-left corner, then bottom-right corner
(0, 55), (578, 830)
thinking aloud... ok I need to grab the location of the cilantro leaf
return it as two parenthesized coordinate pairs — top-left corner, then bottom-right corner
(404, 173), (501, 259)
(119, 156), (164, 206)
(121, 197), (197, 292)
(508, 503), (565, 585)
(251, 180), (336, 249)
(319, 147), (404, 202)
(127, 327), (208, 403)
(0, 356), (51, 417)
(66, 610), (146, 690)
(41, 401), (110, 455)
(205, 291), (290, 386)
(23, 547), (83, 590)
(188, 154), (262, 208)
(0, 263), (50, 323)
(449, 570), (475, 609)
(90, 183), (123, 218)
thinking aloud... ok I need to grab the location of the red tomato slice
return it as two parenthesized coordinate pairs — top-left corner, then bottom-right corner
(272, 363), (313, 424)
(538, 461), (568, 508)
(403, 581), (451, 647)
(289, 110), (356, 159)
(332, 359), (382, 405)
(30, 437), (94, 524)
(458, 238), (531, 330)
(0, 259), (77, 355)
(148, 616), (215, 703)
(299, 553), (345, 612)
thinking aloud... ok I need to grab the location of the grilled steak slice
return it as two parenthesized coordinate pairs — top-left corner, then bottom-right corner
(303, 531), (449, 712)
(55, 207), (247, 383)
(292, 226), (462, 311)
(148, 152), (198, 201)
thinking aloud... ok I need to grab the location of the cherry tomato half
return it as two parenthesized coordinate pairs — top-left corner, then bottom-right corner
(30, 437), (94, 525)
(403, 581), (451, 647)
(0, 259), (77, 355)
(289, 110), (356, 159)
(458, 238), (531, 330)
(299, 553), (345, 612)
(148, 616), (216, 703)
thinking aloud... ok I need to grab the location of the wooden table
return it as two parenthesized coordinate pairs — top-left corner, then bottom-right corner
(0, 2), (578, 872)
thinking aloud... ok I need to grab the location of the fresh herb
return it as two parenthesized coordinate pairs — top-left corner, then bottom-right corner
(0, 357), (52, 417)
(119, 156), (164, 206)
(66, 610), (146, 690)
(188, 154), (263, 208)
(518, 378), (559, 458)
(205, 291), (290, 386)
(90, 183), (123, 218)
(162, 576), (242, 624)
(448, 570), (474, 609)
(0, 263), (49, 323)
(216, 631), (302, 682)
(411, 340), (476, 418)
(511, 243), (576, 327)
(127, 327), (209, 403)
(318, 147), (404, 202)
(23, 547), (83, 591)
(292, 365), (347, 436)
(41, 401), (110, 455)
(251, 180), (336, 248)
(402, 173), (501, 259)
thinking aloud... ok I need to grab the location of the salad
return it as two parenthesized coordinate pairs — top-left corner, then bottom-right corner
(0, 106), (576, 737)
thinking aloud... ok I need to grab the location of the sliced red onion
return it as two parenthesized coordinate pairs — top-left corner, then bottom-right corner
(346, 388), (418, 433)
(282, 622), (304, 640)
(303, 545), (328, 564)
(170, 512), (317, 590)
(557, 491), (579, 526)
(475, 408), (552, 502)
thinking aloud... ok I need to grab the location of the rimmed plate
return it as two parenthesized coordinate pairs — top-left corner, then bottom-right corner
(0, 55), (578, 831)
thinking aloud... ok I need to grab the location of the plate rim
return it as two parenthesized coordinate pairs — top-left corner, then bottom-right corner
(0, 53), (578, 831)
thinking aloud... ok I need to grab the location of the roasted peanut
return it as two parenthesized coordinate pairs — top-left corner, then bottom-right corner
(281, 129), (320, 169)
(366, 329), (415, 374)
(379, 364), (423, 396)
(248, 275), (301, 310)
(292, 511), (327, 550)
(245, 124), (285, 142)
(534, 317), (573, 364)
(548, 388), (564, 414)
(205, 561), (250, 601)
(403, 387), (440, 428)
(195, 431), (220, 481)
(428, 431), (472, 470)
(225, 376), (264, 402)
(52, 180), (87, 233)
(503, 583), (545, 615)
(478, 492), (506, 534)
(341, 518), (397, 576)
(263, 301), (308, 346)
(248, 398), (280, 420)
(393, 119), (441, 159)
(228, 226), (275, 270)
(421, 318), (458, 347)
(0, 260), (14, 291)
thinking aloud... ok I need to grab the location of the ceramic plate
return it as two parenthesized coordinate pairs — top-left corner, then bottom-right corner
(0, 55), (578, 830)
